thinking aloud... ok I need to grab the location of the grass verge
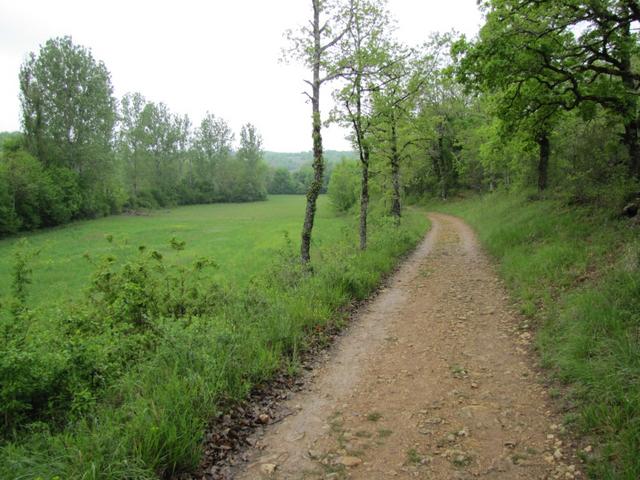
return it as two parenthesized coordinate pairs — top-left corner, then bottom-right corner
(434, 192), (640, 479)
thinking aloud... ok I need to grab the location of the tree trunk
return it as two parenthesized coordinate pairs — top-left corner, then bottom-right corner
(390, 111), (401, 223)
(623, 119), (640, 178)
(437, 132), (447, 200)
(359, 143), (369, 250)
(619, 19), (640, 179)
(300, 0), (324, 265)
(537, 132), (549, 191)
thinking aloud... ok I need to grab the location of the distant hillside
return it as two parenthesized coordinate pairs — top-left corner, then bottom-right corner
(264, 150), (356, 171)
(0, 131), (20, 150)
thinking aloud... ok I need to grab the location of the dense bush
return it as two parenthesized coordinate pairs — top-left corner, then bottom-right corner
(0, 138), (83, 235)
(327, 159), (360, 212)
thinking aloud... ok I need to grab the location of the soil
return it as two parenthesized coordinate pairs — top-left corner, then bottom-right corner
(230, 213), (583, 480)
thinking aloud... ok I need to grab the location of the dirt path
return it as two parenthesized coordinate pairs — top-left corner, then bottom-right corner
(234, 213), (580, 480)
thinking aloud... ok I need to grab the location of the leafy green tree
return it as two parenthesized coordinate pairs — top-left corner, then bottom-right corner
(19, 36), (119, 215)
(285, 0), (353, 264)
(189, 113), (234, 202)
(328, 159), (359, 211)
(118, 92), (149, 200)
(117, 94), (190, 206)
(454, 0), (640, 184)
(332, 0), (391, 247)
(293, 165), (315, 194)
(269, 167), (297, 194)
(237, 123), (268, 201)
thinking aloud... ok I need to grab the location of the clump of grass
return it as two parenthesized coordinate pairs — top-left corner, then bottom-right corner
(366, 412), (382, 422)
(406, 448), (421, 465)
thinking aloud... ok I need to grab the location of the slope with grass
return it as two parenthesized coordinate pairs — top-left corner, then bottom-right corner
(0, 195), (428, 479)
(434, 193), (640, 479)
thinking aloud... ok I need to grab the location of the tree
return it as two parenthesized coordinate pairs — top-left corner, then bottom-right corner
(453, 7), (569, 191)
(191, 113), (234, 202)
(117, 93), (190, 206)
(19, 36), (118, 215)
(269, 167), (297, 194)
(370, 44), (426, 216)
(327, 158), (359, 211)
(454, 0), (640, 184)
(118, 92), (148, 200)
(237, 123), (268, 201)
(285, 0), (353, 264)
(333, 0), (391, 248)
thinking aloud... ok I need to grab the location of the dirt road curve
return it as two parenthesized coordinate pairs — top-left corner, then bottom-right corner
(235, 213), (580, 480)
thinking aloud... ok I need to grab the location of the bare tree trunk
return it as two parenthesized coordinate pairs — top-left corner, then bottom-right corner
(437, 131), (447, 200)
(359, 143), (370, 250)
(390, 111), (401, 224)
(623, 119), (640, 178)
(620, 20), (640, 179)
(537, 132), (549, 191)
(301, 0), (324, 265)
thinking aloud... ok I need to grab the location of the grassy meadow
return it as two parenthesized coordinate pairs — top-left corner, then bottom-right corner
(434, 192), (640, 479)
(0, 195), (429, 479)
(0, 195), (348, 310)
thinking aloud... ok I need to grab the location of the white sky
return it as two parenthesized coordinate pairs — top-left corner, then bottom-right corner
(0, 0), (482, 151)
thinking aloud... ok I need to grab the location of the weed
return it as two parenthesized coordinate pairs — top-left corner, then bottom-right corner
(406, 448), (422, 465)
(366, 412), (382, 422)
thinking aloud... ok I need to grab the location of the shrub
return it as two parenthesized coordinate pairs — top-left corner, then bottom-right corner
(328, 159), (359, 212)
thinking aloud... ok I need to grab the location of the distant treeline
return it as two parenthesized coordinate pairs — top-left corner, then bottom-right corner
(265, 150), (355, 195)
(264, 150), (355, 171)
(0, 36), (344, 237)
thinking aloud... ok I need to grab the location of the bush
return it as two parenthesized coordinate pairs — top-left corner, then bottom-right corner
(328, 159), (359, 212)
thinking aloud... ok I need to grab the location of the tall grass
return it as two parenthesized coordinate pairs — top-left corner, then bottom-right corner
(0, 199), (428, 479)
(435, 192), (640, 479)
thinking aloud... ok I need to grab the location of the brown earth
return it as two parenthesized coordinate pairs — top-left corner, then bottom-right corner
(233, 213), (582, 480)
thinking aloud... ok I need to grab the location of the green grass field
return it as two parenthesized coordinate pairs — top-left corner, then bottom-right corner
(0, 195), (429, 480)
(434, 192), (640, 479)
(0, 195), (350, 310)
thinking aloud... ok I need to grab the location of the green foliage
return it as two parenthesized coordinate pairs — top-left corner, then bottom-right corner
(263, 150), (355, 171)
(437, 192), (640, 479)
(20, 36), (120, 217)
(2, 37), (278, 238)
(269, 167), (297, 194)
(328, 159), (359, 212)
(0, 143), (82, 235)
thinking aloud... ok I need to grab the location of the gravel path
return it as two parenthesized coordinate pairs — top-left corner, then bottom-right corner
(234, 213), (581, 480)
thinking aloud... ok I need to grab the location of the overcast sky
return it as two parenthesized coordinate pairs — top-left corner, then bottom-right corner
(0, 1), (482, 152)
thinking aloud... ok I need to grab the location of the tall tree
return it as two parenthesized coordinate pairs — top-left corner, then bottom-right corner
(118, 92), (148, 199)
(455, 0), (640, 182)
(370, 45), (426, 218)
(285, 0), (353, 264)
(333, 0), (391, 248)
(237, 123), (268, 201)
(117, 94), (190, 205)
(19, 36), (118, 214)
(191, 113), (234, 202)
